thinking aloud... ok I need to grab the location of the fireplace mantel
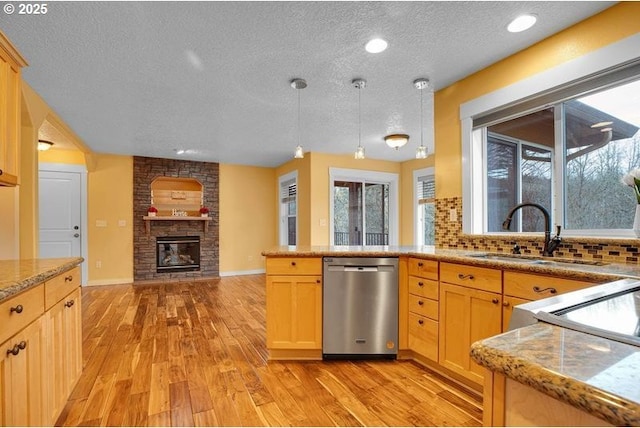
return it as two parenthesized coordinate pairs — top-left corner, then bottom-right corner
(143, 215), (212, 235)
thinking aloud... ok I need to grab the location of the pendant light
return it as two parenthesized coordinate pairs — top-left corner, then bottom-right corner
(353, 78), (366, 159)
(291, 78), (307, 159)
(414, 78), (430, 159)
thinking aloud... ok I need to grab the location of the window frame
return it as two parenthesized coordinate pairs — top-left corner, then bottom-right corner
(461, 34), (640, 237)
(278, 170), (298, 246)
(328, 168), (399, 246)
(413, 167), (435, 245)
(484, 132), (554, 233)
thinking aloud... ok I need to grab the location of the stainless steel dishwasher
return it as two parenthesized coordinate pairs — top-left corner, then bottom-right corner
(323, 257), (398, 359)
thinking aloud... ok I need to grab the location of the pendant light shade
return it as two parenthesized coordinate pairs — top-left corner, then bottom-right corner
(384, 134), (409, 149)
(353, 78), (367, 159)
(291, 78), (307, 159)
(414, 78), (430, 159)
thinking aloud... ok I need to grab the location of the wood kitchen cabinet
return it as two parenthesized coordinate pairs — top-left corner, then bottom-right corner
(266, 257), (322, 358)
(407, 258), (439, 362)
(0, 31), (27, 186)
(0, 265), (82, 426)
(0, 303), (46, 426)
(439, 263), (502, 385)
(45, 284), (82, 423)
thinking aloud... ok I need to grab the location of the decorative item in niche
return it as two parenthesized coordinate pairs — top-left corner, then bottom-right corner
(148, 206), (158, 217)
(622, 168), (640, 237)
(200, 206), (209, 217)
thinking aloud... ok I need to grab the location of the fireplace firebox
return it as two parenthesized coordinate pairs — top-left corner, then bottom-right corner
(157, 236), (200, 273)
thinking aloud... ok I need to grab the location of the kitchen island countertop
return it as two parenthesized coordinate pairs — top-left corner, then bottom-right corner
(470, 323), (640, 426)
(0, 257), (84, 302)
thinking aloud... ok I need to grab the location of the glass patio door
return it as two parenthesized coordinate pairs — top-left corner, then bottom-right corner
(333, 180), (389, 246)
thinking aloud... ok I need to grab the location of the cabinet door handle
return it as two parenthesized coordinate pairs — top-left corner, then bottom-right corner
(418, 262), (424, 267)
(417, 281), (424, 287)
(418, 300), (424, 306)
(10, 304), (24, 314)
(533, 286), (557, 294)
(503, 301), (510, 307)
(316, 279), (320, 284)
(6, 341), (25, 356)
(65, 300), (75, 308)
(418, 319), (424, 325)
(290, 261), (296, 266)
(458, 273), (474, 280)
(65, 275), (74, 282)
(0, 169), (3, 176)
(491, 298), (499, 304)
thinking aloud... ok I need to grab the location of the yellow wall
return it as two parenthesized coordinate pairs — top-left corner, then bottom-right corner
(86, 154), (134, 285)
(219, 163), (276, 273)
(39, 149), (86, 165)
(435, 2), (640, 199)
(0, 186), (19, 258)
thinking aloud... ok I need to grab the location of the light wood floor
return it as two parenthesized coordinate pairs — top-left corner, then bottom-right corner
(56, 275), (482, 427)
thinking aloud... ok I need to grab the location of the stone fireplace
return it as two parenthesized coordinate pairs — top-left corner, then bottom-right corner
(133, 156), (219, 282)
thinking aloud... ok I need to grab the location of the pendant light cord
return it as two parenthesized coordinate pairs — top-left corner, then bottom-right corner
(358, 85), (362, 147)
(297, 88), (301, 147)
(420, 86), (424, 148)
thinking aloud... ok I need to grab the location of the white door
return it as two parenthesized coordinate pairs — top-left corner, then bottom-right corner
(39, 171), (82, 258)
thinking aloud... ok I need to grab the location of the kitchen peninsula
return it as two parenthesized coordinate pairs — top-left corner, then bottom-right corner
(263, 246), (640, 427)
(1, 257), (83, 426)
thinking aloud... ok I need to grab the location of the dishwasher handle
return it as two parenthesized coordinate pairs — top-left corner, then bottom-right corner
(327, 265), (395, 272)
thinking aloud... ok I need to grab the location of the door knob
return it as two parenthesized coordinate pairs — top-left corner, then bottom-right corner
(74, 233), (80, 238)
(74, 225), (79, 230)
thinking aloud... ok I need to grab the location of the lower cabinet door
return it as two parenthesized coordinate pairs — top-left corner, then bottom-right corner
(0, 318), (46, 427)
(266, 275), (322, 349)
(439, 283), (502, 385)
(46, 288), (82, 424)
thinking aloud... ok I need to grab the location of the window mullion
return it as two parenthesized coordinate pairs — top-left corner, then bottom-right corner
(553, 103), (565, 230)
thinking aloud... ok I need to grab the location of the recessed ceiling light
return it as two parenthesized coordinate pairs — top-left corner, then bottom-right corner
(365, 38), (388, 54)
(507, 14), (537, 33)
(175, 149), (197, 155)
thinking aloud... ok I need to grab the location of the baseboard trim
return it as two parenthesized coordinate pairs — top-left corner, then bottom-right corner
(85, 278), (134, 287)
(220, 269), (265, 277)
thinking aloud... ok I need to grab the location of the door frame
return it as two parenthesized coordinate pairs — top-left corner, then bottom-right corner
(39, 163), (88, 286)
(328, 167), (399, 246)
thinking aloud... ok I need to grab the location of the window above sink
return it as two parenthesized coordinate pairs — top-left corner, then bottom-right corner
(461, 51), (640, 239)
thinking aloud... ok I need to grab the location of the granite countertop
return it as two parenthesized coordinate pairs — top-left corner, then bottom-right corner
(0, 257), (84, 302)
(470, 323), (640, 426)
(262, 245), (640, 282)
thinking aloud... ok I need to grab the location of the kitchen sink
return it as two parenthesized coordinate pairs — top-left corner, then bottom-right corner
(467, 252), (608, 266)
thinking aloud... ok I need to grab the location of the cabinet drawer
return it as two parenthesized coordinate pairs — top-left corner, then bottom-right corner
(408, 294), (438, 320)
(504, 271), (594, 301)
(408, 313), (438, 361)
(266, 257), (322, 275)
(440, 262), (502, 293)
(45, 267), (81, 310)
(408, 276), (439, 300)
(0, 284), (44, 344)
(408, 258), (438, 280)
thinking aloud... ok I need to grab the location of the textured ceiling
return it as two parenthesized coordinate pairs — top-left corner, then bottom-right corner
(2, 1), (615, 167)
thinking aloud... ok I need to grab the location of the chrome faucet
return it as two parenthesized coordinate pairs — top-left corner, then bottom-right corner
(502, 203), (562, 257)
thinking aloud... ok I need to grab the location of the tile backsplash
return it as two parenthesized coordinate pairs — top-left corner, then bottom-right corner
(435, 197), (640, 264)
